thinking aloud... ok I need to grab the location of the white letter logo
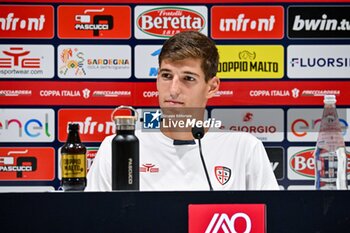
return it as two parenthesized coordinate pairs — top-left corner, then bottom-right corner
(205, 213), (252, 233)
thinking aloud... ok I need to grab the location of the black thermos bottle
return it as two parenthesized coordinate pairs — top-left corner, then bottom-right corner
(111, 107), (139, 190)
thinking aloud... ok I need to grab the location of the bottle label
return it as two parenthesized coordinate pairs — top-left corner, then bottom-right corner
(61, 154), (86, 178)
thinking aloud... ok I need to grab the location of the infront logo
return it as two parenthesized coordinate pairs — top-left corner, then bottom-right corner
(0, 5), (54, 38)
(211, 6), (284, 39)
(189, 204), (266, 233)
(58, 109), (115, 142)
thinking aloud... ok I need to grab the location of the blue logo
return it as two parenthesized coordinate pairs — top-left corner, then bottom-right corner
(149, 49), (161, 76)
(143, 110), (161, 129)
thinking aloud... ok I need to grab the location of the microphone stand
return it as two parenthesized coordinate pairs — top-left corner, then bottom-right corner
(192, 126), (213, 191)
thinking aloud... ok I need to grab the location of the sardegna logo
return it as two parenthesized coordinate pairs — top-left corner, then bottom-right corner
(135, 6), (208, 39)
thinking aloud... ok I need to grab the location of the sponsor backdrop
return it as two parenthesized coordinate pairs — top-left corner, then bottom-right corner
(0, 0), (350, 191)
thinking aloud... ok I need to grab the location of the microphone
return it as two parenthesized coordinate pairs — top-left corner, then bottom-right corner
(192, 126), (213, 191)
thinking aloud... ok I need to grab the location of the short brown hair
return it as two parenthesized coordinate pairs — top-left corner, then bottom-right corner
(158, 31), (219, 82)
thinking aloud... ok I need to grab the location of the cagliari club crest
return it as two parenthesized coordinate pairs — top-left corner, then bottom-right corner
(215, 166), (231, 185)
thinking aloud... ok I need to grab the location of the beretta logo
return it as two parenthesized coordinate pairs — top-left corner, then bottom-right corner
(289, 148), (315, 177)
(289, 147), (350, 179)
(135, 6), (207, 39)
(0, 5), (54, 39)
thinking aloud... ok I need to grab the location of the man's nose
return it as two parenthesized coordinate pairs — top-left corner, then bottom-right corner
(169, 77), (181, 98)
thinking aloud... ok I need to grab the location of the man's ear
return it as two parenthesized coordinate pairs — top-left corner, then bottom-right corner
(207, 76), (220, 99)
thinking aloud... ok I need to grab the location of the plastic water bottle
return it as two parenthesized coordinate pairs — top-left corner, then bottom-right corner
(111, 106), (139, 191)
(314, 95), (347, 190)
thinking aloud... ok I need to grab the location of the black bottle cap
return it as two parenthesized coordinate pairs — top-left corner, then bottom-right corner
(68, 123), (79, 131)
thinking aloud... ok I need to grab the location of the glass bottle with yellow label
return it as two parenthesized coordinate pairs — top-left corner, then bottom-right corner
(61, 123), (87, 191)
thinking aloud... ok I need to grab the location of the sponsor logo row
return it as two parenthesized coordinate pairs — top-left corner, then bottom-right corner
(1, 81), (349, 106)
(1, 146), (348, 184)
(1, 5), (350, 39)
(0, 108), (349, 142)
(2, 44), (350, 79)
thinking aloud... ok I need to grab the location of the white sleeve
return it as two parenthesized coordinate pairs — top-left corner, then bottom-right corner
(245, 139), (279, 190)
(85, 135), (114, 191)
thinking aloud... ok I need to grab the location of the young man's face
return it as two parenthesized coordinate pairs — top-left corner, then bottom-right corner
(156, 58), (219, 109)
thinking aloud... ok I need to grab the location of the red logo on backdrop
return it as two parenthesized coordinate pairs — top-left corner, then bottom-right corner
(0, 47), (40, 69)
(58, 109), (115, 142)
(290, 149), (350, 178)
(215, 166), (231, 185)
(189, 204), (266, 233)
(0, 5), (54, 38)
(58, 5), (131, 39)
(86, 147), (98, 173)
(0, 147), (55, 181)
(211, 6), (284, 39)
(289, 148), (315, 177)
(137, 7), (205, 37)
(243, 112), (253, 122)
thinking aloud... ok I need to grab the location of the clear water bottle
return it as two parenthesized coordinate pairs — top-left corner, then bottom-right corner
(111, 106), (139, 191)
(314, 95), (347, 190)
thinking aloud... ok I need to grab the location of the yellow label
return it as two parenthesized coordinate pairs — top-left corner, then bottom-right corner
(61, 154), (86, 178)
(217, 45), (284, 79)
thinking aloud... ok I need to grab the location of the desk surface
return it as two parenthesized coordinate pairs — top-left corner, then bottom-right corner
(1, 191), (349, 233)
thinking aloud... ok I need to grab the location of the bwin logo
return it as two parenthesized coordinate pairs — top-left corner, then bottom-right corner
(206, 213), (252, 233)
(143, 110), (161, 129)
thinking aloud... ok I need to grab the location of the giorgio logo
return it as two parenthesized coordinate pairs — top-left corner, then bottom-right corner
(58, 5), (131, 39)
(0, 5), (54, 38)
(0, 147), (55, 181)
(0, 109), (55, 142)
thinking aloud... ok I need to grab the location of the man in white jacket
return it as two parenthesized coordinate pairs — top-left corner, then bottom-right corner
(85, 31), (279, 191)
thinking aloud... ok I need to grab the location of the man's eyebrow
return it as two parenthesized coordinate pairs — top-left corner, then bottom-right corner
(183, 71), (200, 77)
(159, 68), (172, 73)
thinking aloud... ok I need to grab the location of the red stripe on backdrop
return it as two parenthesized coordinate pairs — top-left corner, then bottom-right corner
(3, 0), (350, 3)
(0, 81), (349, 106)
